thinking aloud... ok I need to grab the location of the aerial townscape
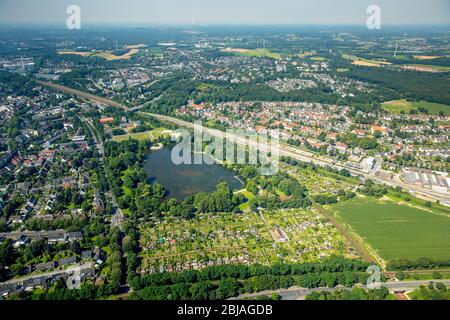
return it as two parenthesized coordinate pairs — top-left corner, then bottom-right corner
(0, 1), (449, 305)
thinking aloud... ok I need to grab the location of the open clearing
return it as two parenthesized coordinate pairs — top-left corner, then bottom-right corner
(327, 197), (450, 261)
(382, 99), (450, 116)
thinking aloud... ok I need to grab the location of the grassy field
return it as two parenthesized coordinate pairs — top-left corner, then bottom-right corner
(404, 64), (450, 72)
(413, 55), (442, 60)
(298, 51), (316, 58)
(310, 56), (327, 61)
(112, 128), (169, 142)
(235, 189), (255, 211)
(382, 99), (450, 116)
(342, 54), (391, 67)
(327, 197), (450, 262)
(221, 48), (281, 59)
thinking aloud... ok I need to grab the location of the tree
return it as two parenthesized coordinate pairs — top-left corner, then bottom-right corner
(216, 278), (239, 299)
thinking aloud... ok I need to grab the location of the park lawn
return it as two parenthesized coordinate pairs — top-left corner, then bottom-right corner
(112, 128), (167, 142)
(236, 189), (255, 200)
(151, 127), (170, 139)
(235, 189), (255, 211)
(327, 197), (450, 261)
(382, 99), (450, 116)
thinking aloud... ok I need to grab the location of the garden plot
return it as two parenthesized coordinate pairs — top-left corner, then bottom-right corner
(139, 208), (356, 274)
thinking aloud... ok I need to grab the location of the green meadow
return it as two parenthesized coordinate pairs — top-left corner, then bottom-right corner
(382, 99), (450, 116)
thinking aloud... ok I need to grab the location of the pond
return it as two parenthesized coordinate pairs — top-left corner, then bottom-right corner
(143, 148), (244, 201)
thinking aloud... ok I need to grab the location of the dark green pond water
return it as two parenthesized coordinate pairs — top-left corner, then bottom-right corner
(144, 148), (243, 200)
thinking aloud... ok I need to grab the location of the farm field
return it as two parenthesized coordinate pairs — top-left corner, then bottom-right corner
(220, 48), (281, 59)
(404, 64), (450, 72)
(139, 208), (357, 274)
(413, 55), (443, 60)
(58, 44), (144, 61)
(327, 197), (450, 262)
(342, 54), (391, 67)
(382, 99), (450, 116)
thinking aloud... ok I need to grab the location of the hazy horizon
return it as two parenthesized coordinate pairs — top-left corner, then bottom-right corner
(1, 0), (450, 26)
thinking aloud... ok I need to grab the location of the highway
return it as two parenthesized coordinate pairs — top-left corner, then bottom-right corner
(233, 279), (450, 300)
(37, 80), (126, 110)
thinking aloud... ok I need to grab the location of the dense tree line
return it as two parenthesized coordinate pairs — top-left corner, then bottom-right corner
(128, 256), (371, 300)
(0, 71), (37, 97)
(409, 283), (450, 300)
(346, 67), (450, 105)
(357, 180), (387, 198)
(306, 287), (391, 300)
(387, 257), (450, 271)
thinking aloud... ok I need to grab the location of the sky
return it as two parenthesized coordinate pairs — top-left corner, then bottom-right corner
(1, 0), (449, 26)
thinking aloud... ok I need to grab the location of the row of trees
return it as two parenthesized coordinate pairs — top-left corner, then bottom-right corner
(358, 180), (388, 198)
(387, 257), (450, 271)
(129, 256), (371, 300)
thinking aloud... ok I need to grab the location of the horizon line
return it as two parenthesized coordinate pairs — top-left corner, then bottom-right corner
(1, 22), (450, 28)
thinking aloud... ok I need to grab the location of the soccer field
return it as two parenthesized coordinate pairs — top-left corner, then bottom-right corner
(328, 197), (450, 261)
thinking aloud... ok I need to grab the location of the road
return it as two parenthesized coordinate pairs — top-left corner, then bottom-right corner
(128, 93), (163, 111)
(140, 113), (450, 204)
(79, 115), (124, 230)
(233, 279), (450, 300)
(1, 262), (93, 286)
(0, 230), (66, 241)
